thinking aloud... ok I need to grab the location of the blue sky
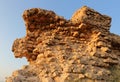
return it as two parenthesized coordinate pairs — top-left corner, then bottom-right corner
(0, 0), (120, 81)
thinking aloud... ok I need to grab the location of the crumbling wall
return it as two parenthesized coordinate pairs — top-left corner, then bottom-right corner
(6, 6), (120, 82)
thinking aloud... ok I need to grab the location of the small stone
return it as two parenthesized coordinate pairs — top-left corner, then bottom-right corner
(80, 33), (85, 38)
(59, 21), (65, 25)
(101, 47), (109, 52)
(97, 41), (104, 47)
(73, 31), (79, 37)
(42, 77), (55, 82)
(79, 74), (85, 79)
(37, 54), (44, 59)
(79, 23), (87, 29)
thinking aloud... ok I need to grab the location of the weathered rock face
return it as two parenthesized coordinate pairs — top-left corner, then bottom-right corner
(6, 6), (120, 82)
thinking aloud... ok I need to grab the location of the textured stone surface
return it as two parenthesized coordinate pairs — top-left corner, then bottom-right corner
(6, 6), (120, 82)
(71, 6), (111, 30)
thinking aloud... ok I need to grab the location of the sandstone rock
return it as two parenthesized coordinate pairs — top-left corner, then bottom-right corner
(71, 6), (111, 30)
(6, 6), (120, 82)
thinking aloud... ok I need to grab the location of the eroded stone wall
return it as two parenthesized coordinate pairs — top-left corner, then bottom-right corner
(6, 6), (120, 82)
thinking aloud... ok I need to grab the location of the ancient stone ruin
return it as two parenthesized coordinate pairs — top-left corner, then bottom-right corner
(6, 6), (120, 82)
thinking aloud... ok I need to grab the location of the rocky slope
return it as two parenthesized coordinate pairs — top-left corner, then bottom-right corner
(6, 6), (120, 82)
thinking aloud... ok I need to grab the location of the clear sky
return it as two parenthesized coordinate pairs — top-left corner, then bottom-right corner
(0, 0), (120, 81)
